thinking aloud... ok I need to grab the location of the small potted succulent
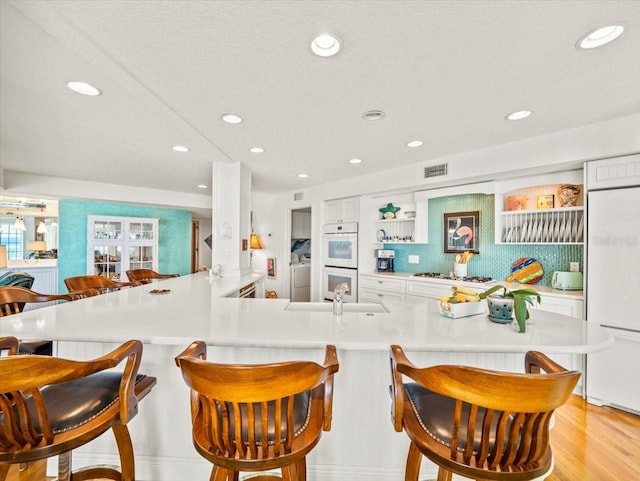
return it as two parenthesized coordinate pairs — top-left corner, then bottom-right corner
(479, 285), (541, 333)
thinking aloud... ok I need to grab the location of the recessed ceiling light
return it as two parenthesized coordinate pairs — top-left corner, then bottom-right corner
(407, 140), (423, 148)
(348, 158), (362, 164)
(298, 173), (308, 178)
(577, 25), (624, 49)
(249, 147), (264, 153)
(505, 110), (532, 121)
(197, 184), (208, 189)
(311, 34), (341, 57)
(172, 145), (190, 153)
(362, 110), (386, 121)
(221, 113), (243, 124)
(66, 81), (101, 96)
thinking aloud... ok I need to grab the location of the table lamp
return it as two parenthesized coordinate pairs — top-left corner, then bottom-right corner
(27, 240), (47, 259)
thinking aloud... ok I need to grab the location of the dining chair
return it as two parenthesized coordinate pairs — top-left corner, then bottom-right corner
(174, 341), (339, 480)
(389, 345), (580, 481)
(64, 274), (140, 294)
(125, 268), (179, 284)
(0, 336), (157, 481)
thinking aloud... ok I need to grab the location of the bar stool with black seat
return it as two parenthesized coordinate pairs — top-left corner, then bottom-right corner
(389, 345), (580, 481)
(0, 336), (157, 481)
(125, 268), (179, 284)
(0, 286), (75, 356)
(174, 341), (339, 481)
(64, 274), (141, 295)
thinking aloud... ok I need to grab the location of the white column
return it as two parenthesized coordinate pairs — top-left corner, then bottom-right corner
(212, 162), (252, 277)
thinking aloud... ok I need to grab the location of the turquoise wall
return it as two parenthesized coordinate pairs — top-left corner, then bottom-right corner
(387, 194), (583, 286)
(58, 200), (192, 292)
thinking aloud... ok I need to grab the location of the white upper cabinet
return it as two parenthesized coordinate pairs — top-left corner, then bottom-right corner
(291, 210), (311, 238)
(495, 172), (585, 245)
(325, 197), (359, 223)
(586, 154), (640, 190)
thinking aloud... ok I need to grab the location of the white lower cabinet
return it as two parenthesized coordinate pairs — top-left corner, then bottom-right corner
(530, 295), (583, 319)
(405, 280), (449, 300)
(359, 275), (405, 303)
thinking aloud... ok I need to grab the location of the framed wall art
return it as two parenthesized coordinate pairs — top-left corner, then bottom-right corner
(267, 257), (276, 279)
(443, 211), (480, 254)
(536, 194), (554, 209)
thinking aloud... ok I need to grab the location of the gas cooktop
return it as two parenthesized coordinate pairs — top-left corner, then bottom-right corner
(410, 272), (496, 285)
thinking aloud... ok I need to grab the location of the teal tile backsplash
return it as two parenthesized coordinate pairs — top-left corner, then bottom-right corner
(386, 194), (583, 286)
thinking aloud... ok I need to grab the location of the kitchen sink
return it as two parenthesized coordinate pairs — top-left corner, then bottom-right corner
(285, 302), (389, 313)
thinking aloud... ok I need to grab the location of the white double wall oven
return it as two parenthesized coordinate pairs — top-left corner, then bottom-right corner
(322, 222), (358, 302)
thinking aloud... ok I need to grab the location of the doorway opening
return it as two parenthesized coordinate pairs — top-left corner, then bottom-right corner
(290, 207), (311, 301)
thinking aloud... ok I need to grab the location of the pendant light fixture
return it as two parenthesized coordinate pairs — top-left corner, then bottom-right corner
(13, 217), (26, 231)
(37, 219), (48, 234)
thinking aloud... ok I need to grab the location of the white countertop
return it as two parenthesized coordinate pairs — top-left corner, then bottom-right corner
(0, 271), (609, 354)
(361, 271), (584, 299)
(4, 259), (58, 269)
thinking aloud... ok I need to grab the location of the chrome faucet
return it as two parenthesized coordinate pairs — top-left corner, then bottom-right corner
(333, 283), (350, 316)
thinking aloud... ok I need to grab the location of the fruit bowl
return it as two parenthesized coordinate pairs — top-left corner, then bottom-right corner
(438, 299), (486, 319)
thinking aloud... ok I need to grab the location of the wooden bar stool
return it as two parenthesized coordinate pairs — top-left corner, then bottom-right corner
(175, 341), (339, 480)
(64, 275), (140, 294)
(0, 336), (157, 481)
(125, 268), (179, 284)
(389, 345), (580, 481)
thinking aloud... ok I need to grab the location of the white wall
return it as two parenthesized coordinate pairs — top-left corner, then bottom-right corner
(250, 192), (290, 297)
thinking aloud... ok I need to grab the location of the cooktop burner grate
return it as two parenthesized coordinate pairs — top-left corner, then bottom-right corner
(411, 272), (495, 284)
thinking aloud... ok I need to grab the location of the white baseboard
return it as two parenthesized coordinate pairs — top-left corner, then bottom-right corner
(62, 453), (419, 481)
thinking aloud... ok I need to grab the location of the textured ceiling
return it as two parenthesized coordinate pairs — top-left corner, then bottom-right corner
(1, 0), (639, 198)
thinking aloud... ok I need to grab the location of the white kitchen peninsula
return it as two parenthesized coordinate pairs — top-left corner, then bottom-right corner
(0, 272), (611, 481)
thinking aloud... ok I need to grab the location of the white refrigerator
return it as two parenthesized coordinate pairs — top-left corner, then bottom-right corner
(586, 186), (640, 414)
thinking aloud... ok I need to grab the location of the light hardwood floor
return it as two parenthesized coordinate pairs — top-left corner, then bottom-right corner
(42, 395), (640, 481)
(546, 395), (640, 481)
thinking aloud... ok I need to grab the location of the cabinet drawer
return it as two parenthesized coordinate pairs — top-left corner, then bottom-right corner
(360, 288), (405, 304)
(406, 281), (449, 299)
(360, 276), (405, 293)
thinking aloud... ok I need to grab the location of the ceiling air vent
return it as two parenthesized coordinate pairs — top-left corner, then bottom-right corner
(293, 191), (304, 201)
(424, 163), (448, 179)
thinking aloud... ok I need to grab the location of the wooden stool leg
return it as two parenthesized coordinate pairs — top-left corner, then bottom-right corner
(0, 463), (9, 481)
(297, 457), (307, 481)
(58, 452), (72, 481)
(210, 466), (237, 481)
(405, 442), (422, 481)
(436, 467), (452, 481)
(112, 423), (135, 481)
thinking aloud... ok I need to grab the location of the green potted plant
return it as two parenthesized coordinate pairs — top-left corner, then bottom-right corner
(479, 285), (541, 333)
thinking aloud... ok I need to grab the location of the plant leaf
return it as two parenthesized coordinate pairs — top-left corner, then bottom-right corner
(479, 284), (507, 299)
